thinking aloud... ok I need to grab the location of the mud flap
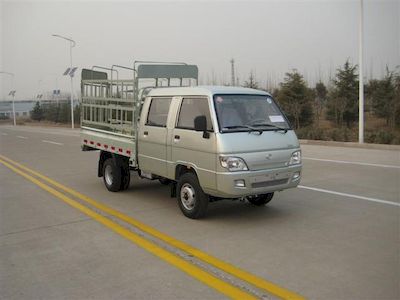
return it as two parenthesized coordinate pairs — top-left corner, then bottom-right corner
(170, 182), (177, 198)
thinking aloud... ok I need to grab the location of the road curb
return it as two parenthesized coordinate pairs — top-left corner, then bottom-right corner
(300, 139), (400, 151)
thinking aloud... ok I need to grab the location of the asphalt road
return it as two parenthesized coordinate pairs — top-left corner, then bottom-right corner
(0, 125), (399, 300)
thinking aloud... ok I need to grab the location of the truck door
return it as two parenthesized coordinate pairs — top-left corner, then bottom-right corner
(138, 97), (172, 177)
(171, 97), (216, 190)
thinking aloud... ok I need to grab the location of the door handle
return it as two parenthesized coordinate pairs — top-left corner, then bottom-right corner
(174, 135), (180, 140)
(144, 131), (148, 136)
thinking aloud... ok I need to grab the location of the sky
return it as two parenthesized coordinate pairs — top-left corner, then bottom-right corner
(1, 0), (399, 100)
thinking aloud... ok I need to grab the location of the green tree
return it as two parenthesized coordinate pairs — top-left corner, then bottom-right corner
(58, 102), (70, 123)
(43, 102), (60, 122)
(276, 70), (313, 129)
(30, 101), (43, 121)
(244, 71), (259, 89)
(74, 104), (81, 124)
(314, 81), (328, 126)
(367, 68), (399, 128)
(394, 71), (400, 127)
(327, 61), (359, 127)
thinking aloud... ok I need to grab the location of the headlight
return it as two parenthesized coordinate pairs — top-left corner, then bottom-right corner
(289, 150), (301, 165)
(220, 156), (248, 172)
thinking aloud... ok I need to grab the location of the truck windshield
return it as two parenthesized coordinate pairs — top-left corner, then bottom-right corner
(213, 94), (291, 133)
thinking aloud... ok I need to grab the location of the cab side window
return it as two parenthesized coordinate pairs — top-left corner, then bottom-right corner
(146, 97), (172, 127)
(177, 98), (213, 131)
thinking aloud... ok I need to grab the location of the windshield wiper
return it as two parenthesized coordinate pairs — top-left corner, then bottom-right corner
(222, 125), (263, 134)
(250, 123), (288, 133)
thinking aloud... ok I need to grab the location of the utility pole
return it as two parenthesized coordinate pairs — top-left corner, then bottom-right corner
(9, 90), (16, 126)
(52, 34), (76, 129)
(0, 71), (16, 126)
(359, 0), (364, 143)
(230, 59), (235, 86)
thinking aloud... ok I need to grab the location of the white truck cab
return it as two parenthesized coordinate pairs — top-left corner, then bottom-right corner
(81, 63), (301, 218)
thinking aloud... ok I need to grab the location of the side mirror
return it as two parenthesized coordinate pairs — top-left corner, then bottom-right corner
(194, 115), (210, 139)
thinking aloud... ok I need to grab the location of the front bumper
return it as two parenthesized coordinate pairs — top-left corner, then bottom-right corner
(213, 164), (302, 198)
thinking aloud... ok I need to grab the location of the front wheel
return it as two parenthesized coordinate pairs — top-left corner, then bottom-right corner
(247, 193), (274, 206)
(177, 173), (209, 219)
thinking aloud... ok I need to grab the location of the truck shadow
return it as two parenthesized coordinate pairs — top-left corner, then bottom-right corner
(206, 201), (291, 222)
(121, 176), (294, 221)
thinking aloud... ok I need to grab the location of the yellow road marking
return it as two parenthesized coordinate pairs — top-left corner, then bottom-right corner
(0, 158), (256, 300)
(0, 154), (305, 300)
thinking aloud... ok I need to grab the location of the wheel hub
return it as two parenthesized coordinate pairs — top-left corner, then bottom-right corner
(180, 183), (196, 210)
(104, 165), (113, 186)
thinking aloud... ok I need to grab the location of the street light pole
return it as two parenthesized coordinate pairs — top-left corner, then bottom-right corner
(52, 34), (76, 129)
(358, 0), (364, 143)
(11, 93), (16, 126)
(0, 71), (16, 126)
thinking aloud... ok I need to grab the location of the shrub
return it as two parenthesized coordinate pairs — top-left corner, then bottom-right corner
(328, 128), (343, 141)
(365, 129), (399, 144)
(375, 130), (394, 144)
(295, 127), (327, 140)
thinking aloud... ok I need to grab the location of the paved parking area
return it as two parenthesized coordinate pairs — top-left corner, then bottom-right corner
(1, 125), (399, 299)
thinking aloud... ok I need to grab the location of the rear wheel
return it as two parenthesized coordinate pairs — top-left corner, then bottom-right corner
(103, 158), (122, 192)
(120, 166), (131, 190)
(177, 173), (208, 219)
(247, 193), (274, 206)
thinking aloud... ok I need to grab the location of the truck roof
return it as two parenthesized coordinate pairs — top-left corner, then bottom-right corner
(147, 85), (271, 97)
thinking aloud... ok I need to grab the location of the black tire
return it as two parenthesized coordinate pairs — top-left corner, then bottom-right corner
(159, 178), (171, 185)
(247, 193), (274, 206)
(120, 167), (131, 190)
(103, 158), (122, 192)
(177, 173), (209, 219)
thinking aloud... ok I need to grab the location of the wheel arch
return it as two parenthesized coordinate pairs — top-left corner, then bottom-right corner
(98, 151), (128, 177)
(175, 164), (198, 181)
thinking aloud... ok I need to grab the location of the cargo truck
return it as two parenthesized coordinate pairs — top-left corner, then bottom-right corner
(81, 62), (302, 218)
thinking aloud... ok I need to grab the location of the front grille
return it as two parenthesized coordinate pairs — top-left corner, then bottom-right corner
(251, 178), (288, 188)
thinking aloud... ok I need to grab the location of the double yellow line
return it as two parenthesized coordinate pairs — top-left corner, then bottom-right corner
(0, 154), (305, 300)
